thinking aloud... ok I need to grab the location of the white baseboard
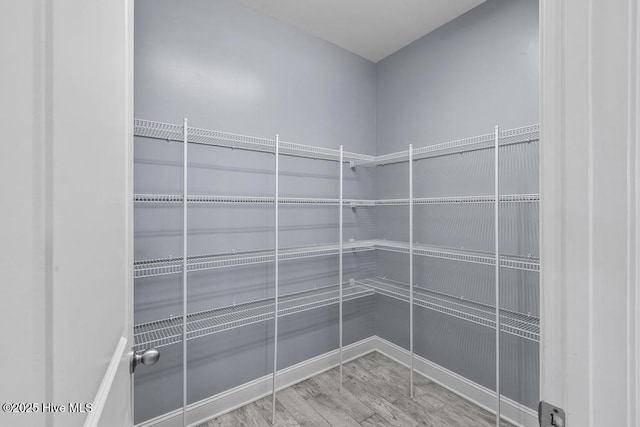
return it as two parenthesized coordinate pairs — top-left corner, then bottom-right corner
(137, 336), (537, 427)
(374, 337), (538, 427)
(136, 336), (377, 427)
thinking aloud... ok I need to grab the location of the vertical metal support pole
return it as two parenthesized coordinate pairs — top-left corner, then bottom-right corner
(494, 126), (501, 427)
(182, 118), (188, 427)
(409, 144), (414, 399)
(271, 135), (279, 425)
(339, 146), (344, 394)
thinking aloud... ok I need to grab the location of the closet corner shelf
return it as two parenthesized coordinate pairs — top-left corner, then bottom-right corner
(133, 193), (539, 205)
(133, 194), (377, 206)
(352, 124), (540, 167)
(134, 241), (377, 279)
(134, 118), (539, 167)
(133, 276), (539, 352)
(354, 277), (539, 342)
(134, 281), (374, 351)
(134, 240), (539, 279)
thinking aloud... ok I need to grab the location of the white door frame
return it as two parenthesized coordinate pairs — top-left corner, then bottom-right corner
(540, 0), (640, 425)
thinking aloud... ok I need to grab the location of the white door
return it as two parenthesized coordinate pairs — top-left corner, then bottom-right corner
(540, 0), (640, 426)
(0, 1), (136, 426)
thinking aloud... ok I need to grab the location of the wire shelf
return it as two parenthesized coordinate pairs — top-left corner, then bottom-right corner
(499, 124), (540, 145)
(355, 277), (539, 342)
(134, 119), (374, 164)
(133, 282), (375, 351)
(134, 241), (376, 279)
(133, 276), (538, 351)
(134, 194), (376, 206)
(371, 240), (540, 272)
(414, 194), (540, 204)
(134, 119), (183, 142)
(134, 193), (539, 205)
(352, 124), (540, 167)
(371, 194), (539, 205)
(134, 119), (538, 167)
(134, 239), (539, 279)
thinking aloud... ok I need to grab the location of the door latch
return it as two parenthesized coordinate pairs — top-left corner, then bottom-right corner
(130, 348), (160, 374)
(539, 401), (566, 427)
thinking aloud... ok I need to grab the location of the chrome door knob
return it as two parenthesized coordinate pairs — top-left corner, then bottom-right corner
(130, 348), (160, 373)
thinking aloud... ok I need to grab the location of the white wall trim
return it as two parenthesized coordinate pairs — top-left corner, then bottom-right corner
(541, 0), (640, 425)
(539, 0), (567, 412)
(136, 336), (536, 427)
(137, 337), (376, 427)
(84, 336), (129, 427)
(374, 337), (538, 427)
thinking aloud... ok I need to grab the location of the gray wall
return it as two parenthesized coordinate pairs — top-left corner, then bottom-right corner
(376, 0), (539, 153)
(374, 0), (540, 410)
(134, 0), (376, 423)
(134, 0), (540, 423)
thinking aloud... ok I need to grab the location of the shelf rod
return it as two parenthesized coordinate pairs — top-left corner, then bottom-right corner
(272, 134), (279, 425)
(182, 118), (188, 427)
(494, 125), (501, 427)
(339, 145), (344, 393)
(409, 144), (414, 399)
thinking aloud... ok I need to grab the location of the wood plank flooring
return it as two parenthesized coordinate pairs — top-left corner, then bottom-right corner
(200, 352), (514, 427)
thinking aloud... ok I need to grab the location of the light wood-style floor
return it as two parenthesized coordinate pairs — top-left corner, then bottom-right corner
(200, 352), (514, 427)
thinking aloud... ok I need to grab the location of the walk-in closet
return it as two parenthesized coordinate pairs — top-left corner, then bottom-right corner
(132, 0), (540, 426)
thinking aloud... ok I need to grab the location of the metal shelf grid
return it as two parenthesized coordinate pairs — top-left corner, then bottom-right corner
(134, 275), (539, 352)
(134, 241), (376, 279)
(352, 124), (540, 167)
(134, 194), (377, 206)
(371, 240), (540, 272)
(371, 194), (539, 205)
(355, 277), (539, 342)
(499, 124), (540, 145)
(134, 119), (374, 164)
(134, 193), (539, 205)
(134, 119), (538, 168)
(134, 239), (539, 279)
(414, 194), (539, 204)
(133, 282), (374, 351)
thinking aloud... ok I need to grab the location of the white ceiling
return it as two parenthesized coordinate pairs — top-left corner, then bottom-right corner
(233, 0), (486, 63)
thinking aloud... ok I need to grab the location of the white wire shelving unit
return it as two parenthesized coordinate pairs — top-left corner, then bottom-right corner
(133, 239), (539, 279)
(134, 241), (375, 279)
(134, 119), (540, 426)
(134, 281), (374, 352)
(135, 118), (368, 425)
(134, 118), (538, 170)
(135, 118), (374, 163)
(133, 276), (539, 352)
(134, 193), (539, 205)
(342, 123), (540, 409)
(371, 240), (539, 272)
(134, 194), (375, 206)
(354, 277), (539, 342)
(350, 124), (539, 167)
